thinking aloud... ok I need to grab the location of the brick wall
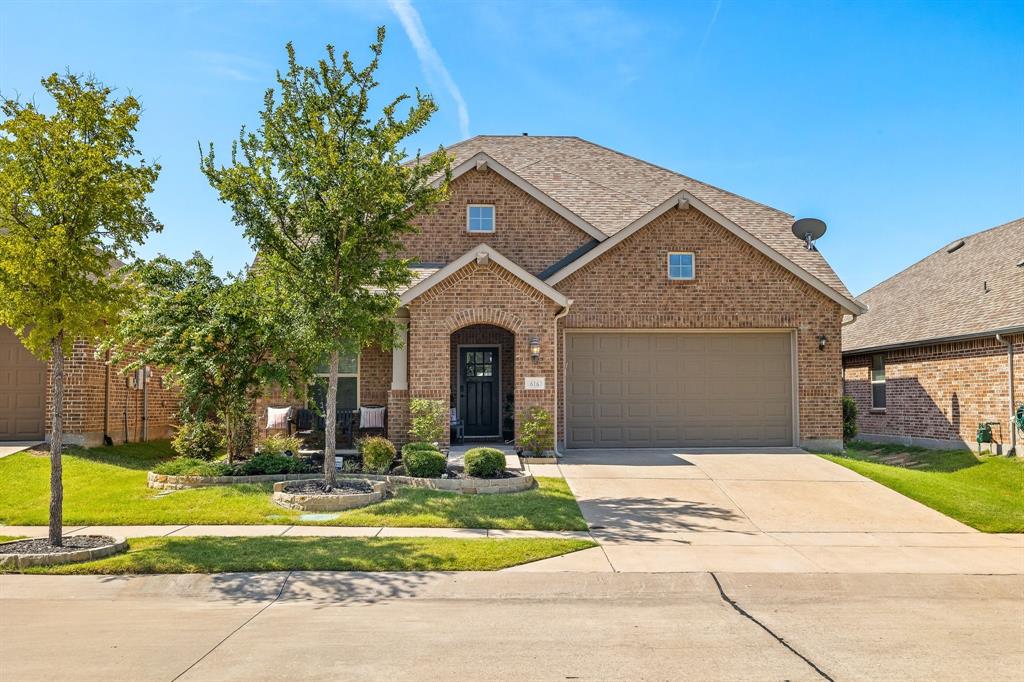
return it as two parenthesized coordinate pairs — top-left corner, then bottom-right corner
(402, 169), (593, 275)
(843, 334), (1023, 449)
(46, 340), (179, 447)
(553, 206), (845, 448)
(407, 260), (561, 446)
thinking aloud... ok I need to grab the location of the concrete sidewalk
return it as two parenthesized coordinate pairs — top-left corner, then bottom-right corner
(0, 524), (592, 540)
(3, 571), (1021, 681)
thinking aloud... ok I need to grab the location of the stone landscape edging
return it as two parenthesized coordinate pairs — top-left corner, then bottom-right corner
(338, 471), (534, 495)
(272, 480), (387, 511)
(0, 536), (128, 570)
(147, 471), (321, 490)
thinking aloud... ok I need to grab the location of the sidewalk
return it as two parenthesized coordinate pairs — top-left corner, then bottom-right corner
(0, 524), (592, 540)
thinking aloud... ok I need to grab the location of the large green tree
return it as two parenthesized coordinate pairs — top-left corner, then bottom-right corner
(201, 28), (451, 483)
(0, 73), (161, 545)
(107, 253), (318, 462)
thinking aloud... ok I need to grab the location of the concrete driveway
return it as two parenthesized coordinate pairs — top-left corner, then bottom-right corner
(0, 441), (42, 459)
(550, 448), (1024, 574)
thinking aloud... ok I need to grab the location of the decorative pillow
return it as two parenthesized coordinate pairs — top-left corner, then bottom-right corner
(266, 406), (291, 430)
(360, 406), (386, 429)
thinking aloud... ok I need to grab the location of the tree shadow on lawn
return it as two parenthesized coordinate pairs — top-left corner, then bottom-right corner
(66, 440), (176, 471)
(843, 441), (983, 473)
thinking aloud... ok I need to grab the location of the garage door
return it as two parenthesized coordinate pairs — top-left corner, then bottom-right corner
(0, 326), (46, 440)
(566, 332), (793, 448)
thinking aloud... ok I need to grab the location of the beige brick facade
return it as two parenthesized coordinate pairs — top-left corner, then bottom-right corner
(843, 334), (1023, 450)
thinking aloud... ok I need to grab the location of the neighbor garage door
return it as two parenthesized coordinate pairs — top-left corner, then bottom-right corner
(566, 332), (793, 448)
(0, 326), (46, 440)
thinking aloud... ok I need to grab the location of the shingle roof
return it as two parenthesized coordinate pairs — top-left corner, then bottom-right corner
(426, 135), (855, 301)
(842, 217), (1024, 353)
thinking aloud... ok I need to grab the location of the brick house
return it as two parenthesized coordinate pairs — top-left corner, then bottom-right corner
(842, 218), (1023, 453)
(0, 328), (178, 446)
(266, 135), (863, 452)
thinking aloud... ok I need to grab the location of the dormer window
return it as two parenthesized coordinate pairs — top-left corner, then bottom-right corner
(667, 252), (695, 280)
(467, 205), (495, 233)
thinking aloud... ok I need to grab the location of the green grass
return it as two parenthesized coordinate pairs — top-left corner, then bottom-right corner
(821, 441), (1024, 533)
(0, 441), (587, 531)
(9, 536), (596, 574)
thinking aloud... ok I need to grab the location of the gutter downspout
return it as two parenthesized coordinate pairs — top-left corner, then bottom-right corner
(552, 300), (573, 457)
(103, 350), (111, 445)
(996, 334), (1017, 456)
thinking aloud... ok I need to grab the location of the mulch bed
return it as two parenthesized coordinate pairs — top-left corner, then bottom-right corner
(280, 480), (374, 495)
(0, 535), (116, 555)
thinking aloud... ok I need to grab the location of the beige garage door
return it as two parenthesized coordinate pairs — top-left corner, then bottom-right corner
(566, 332), (793, 448)
(0, 326), (46, 440)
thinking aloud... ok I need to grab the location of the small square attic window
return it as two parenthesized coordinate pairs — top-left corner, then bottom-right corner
(467, 205), (495, 233)
(667, 252), (695, 280)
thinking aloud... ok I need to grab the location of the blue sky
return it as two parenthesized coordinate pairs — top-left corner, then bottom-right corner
(2, 0), (1022, 295)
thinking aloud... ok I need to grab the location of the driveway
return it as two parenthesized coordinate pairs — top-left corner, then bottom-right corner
(0, 441), (42, 459)
(547, 448), (1023, 574)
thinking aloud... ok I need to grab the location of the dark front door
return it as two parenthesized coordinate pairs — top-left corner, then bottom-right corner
(459, 347), (500, 437)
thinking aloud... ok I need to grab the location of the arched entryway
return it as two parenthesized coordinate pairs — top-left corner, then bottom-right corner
(450, 324), (515, 442)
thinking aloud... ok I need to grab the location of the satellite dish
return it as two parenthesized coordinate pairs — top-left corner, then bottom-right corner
(792, 218), (827, 251)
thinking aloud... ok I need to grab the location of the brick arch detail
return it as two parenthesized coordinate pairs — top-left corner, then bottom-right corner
(443, 308), (524, 334)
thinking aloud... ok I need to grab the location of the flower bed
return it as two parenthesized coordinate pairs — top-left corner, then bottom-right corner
(339, 471), (534, 495)
(0, 535), (128, 570)
(148, 471), (322, 490)
(272, 479), (386, 512)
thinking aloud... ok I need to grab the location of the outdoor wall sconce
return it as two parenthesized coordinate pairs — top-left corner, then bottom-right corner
(818, 335), (828, 351)
(529, 336), (541, 362)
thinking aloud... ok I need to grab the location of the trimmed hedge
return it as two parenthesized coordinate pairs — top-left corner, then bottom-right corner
(401, 441), (439, 455)
(233, 452), (315, 476)
(402, 448), (447, 478)
(464, 448), (506, 478)
(171, 421), (222, 460)
(361, 437), (397, 474)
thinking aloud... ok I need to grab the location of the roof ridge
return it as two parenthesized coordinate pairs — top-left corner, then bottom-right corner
(567, 137), (795, 219)
(857, 215), (1024, 298)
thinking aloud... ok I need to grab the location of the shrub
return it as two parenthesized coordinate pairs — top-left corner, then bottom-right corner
(171, 420), (223, 460)
(361, 436), (397, 474)
(222, 408), (256, 461)
(154, 457), (231, 477)
(842, 396), (858, 443)
(401, 441), (440, 455)
(402, 448), (447, 478)
(464, 447), (506, 478)
(519, 406), (554, 455)
(408, 398), (447, 444)
(259, 434), (304, 456)
(233, 452), (314, 476)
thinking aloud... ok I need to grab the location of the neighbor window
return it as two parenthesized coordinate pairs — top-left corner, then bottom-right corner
(870, 354), (886, 409)
(467, 205), (495, 233)
(667, 252), (695, 280)
(311, 350), (359, 412)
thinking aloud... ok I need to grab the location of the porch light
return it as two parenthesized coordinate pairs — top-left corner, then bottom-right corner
(529, 336), (541, 362)
(818, 335), (827, 351)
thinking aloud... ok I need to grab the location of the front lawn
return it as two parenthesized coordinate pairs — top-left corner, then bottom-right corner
(0, 441), (587, 531)
(8, 536), (596, 574)
(821, 441), (1024, 533)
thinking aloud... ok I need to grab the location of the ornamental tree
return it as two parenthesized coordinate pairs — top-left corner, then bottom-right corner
(106, 253), (318, 462)
(0, 73), (161, 545)
(201, 28), (451, 482)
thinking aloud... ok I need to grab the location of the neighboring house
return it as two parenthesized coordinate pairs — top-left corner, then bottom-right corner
(842, 218), (1024, 452)
(0, 327), (177, 446)
(270, 135), (863, 452)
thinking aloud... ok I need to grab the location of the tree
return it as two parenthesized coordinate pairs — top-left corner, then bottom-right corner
(201, 28), (451, 483)
(107, 253), (317, 462)
(0, 73), (161, 545)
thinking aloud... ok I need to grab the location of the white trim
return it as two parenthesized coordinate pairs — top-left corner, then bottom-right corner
(399, 244), (571, 307)
(544, 189), (867, 315)
(466, 204), (495, 233)
(456, 344), (503, 438)
(562, 328), (797, 448)
(667, 251), (695, 281)
(438, 152), (608, 242)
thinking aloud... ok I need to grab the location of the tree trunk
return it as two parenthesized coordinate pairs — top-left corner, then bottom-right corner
(225, 412), (234, 465)
(49, 333), (65, 547)
(323, 350), (339, 485)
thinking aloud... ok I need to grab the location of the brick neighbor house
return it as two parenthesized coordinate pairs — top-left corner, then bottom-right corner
(842, 218), (1023, 453)
(264, 135), (864, 452)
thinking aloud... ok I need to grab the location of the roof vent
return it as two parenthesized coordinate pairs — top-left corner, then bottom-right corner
(946, 240), (965, 253)
(791, 218), (827, 251)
